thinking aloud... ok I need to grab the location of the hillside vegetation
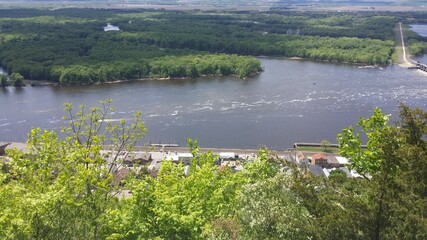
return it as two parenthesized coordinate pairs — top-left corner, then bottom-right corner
(0, 101), (426, 239)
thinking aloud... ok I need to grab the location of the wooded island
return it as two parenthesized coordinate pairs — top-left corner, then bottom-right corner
(0, 9), (427, 85)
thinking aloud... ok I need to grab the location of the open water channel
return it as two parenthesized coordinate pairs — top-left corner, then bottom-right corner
(1, 57), (426, 149)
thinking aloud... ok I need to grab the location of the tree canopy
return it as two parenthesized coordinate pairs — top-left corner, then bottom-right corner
(1, 102), (426, 239)
(0, 74), (6, 87)
(10, 72), (23, 87)
(0, 8), (410, 84)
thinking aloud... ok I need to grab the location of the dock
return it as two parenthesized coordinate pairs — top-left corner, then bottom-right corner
(294, 142), (367, 149)
(150, 143), (179, 147)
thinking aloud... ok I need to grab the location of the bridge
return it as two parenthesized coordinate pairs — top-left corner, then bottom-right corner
(399, 22), (427, 73)
(416, 62), (427, 71)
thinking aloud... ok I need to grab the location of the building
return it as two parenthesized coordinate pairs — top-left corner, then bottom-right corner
(124, 152), (152, 166)
(219, 152), (238, 160)
(178, 153), (193, 166)
(295, 151), (306, 164)
(307, 164), (325, 177)
(336, 156), (350, 167)
(311, 153), (328, 167)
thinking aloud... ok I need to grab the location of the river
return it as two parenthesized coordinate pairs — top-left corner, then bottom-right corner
(1, 58), (427, 149)
(411, 24), (427, 37)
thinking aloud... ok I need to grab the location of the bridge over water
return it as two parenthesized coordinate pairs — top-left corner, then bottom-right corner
(415, 62), (427, 72)
(399, 22), (427, 73)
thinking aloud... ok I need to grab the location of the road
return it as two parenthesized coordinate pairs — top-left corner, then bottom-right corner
(400, 22), (411, 65)
(398, 22), (418, 67)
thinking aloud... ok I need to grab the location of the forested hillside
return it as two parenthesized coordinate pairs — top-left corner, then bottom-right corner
(0, 101), (426, 239)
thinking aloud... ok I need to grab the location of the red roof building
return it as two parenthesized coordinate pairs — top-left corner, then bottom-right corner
(311, 153), (328, 167)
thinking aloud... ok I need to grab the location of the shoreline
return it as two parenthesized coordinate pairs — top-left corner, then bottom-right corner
(0, 141), (282, 153)
(1, 53), (398, 88)
(1, 53), (419, 88)
(8, 71), (264, 87)
(0, 141), (343, 155)
(257, 55), (390, 67)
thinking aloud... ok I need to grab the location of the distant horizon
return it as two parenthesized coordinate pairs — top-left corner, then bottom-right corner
(0, 0), (423, 6)
(0, 0), (425, 12)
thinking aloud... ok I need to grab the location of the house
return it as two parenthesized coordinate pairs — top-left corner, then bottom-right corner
(296, 151), (306, 164)
(326, 155), (340, 168)
(124, 152), (152, 166)
(307, 164), (325, 177)
(102, 150), (129, 164)
(335, 156), (350, 167)
(219, 152), (238, 160)
(311, 153), (328, 167)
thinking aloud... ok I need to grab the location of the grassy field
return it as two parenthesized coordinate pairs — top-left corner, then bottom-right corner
(296, 146), (340, 154)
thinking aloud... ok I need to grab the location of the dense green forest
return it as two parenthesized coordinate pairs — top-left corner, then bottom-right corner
(406, 26), (427, 56)
(0, 8), (411, 85)
(1, 8), (427, 85)
(0, 101), (426, 239)
(396, 12), (427, 56)
(0, 9), (264, 85)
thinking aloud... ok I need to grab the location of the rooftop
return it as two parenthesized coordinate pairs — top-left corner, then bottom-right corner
(336, 156), (350, 165)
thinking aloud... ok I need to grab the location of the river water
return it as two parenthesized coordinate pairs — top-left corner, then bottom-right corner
(411, 24), (427, 37)
(1, 58), (427, 149)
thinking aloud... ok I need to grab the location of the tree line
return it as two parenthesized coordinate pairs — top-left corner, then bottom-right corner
(51, 55), (261, 85)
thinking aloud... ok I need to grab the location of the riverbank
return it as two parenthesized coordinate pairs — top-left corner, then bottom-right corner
(10, 71), (263, 87)
(0, 141), (281, 156)
(286, 56), (389, 67)
(0, 81), (54, 87)
(0, 141), (341, 159)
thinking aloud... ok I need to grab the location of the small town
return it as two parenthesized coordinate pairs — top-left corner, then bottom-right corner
(1, 141), (362, 186)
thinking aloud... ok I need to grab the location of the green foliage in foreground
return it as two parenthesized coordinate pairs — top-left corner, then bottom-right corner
(337, 105), (427, 239)
(0, 99), (147, 239)
(1, 101), (426, 239)
(106, 148), (280, 240)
